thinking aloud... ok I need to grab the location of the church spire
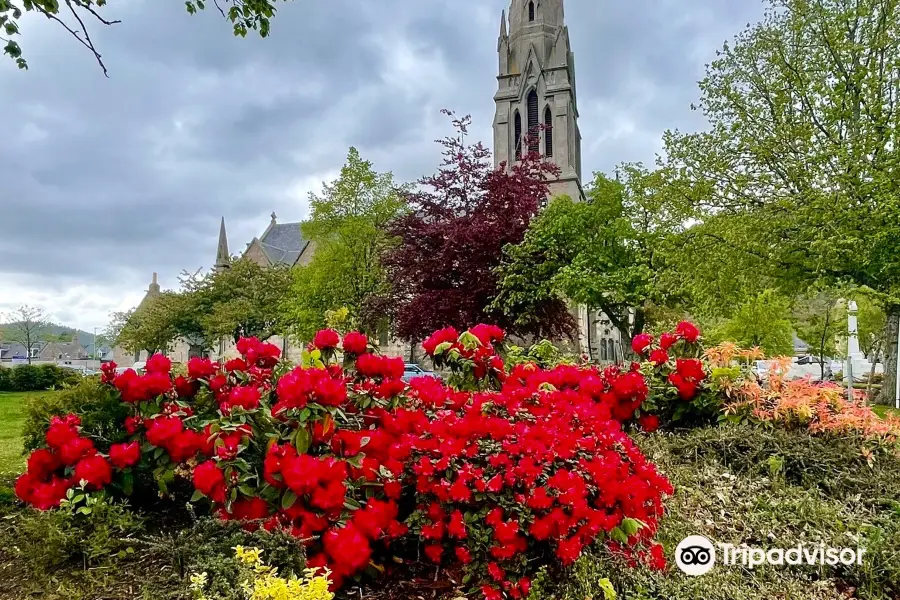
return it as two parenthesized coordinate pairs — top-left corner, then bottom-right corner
(493, 0), (583, 202)
(215, 217), (230, 270)
(499, 9), (507, 38)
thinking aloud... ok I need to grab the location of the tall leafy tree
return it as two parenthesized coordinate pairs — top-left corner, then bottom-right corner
(110, 293), (182, 357)
(664, 0), (900, 403)
(708, 290), (795, 356)
(493, 164), (686, 347)
(382, 111), (571, 342)
(1, 305), (49, 364)
(181, 259), (293, 344)
(283, 148), (406, 339)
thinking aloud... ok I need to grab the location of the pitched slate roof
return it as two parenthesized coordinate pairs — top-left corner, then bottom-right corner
(258, 222), (308, 266)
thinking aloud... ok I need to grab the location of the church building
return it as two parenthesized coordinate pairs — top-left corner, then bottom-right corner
(492, 0), (623, 362)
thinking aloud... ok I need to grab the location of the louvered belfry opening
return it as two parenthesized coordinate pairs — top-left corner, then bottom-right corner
(514, 111), (522, 159)
(544, 106), (553, 157)
(527, 90), (539, 153)
(528, 1), (535, 21)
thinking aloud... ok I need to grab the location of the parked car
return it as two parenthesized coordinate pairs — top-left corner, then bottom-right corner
(402, 363), (441, 383)
(57, 364), (97, 377)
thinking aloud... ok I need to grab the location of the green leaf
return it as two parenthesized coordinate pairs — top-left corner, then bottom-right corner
(610, 526), (628, 544)
(281, 490), (298, 509)
(190, 489), (205, 502)
(620, 517), (643, 537)
(294, 427), (311, 454)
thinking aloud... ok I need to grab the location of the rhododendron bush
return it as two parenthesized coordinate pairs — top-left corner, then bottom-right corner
(15, 325), (673, 597)
(630, 321), (756, 429)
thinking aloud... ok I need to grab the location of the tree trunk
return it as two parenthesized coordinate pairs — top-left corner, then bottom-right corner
(878, 308), (899, 406)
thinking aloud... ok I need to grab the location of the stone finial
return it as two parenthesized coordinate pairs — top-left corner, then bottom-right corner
(500, 9), (507, 37)
(152, 272), (158, 284)
(270, 211), (277, 224)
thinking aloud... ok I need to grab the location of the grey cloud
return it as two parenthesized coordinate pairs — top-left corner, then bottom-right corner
(0, 0), (764, 330)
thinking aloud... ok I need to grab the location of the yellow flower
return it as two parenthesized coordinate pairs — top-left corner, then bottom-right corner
(234, 545), (264, 565)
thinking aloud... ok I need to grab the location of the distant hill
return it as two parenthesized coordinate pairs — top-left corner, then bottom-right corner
(0, 323), (104, 349)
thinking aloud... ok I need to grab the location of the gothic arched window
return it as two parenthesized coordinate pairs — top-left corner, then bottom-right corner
(527, 90), (539, 153)
(514, 110), (522, 160)
(528, 1), (535, 21)
(544, 106), (553, 156)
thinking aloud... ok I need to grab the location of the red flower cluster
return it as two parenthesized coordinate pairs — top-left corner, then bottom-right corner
(668, 358), (706, 400)
(408, 327), (672, 596)
(424, 324), (506, 382)
(17, 325), (673, 599)
(15, 414), (118, 509)
(341, 331), (369, 355)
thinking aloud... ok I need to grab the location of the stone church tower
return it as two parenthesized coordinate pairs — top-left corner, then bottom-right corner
(493, 0), (584, 202)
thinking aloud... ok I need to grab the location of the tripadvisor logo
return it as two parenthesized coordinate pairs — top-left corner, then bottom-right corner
(675, 535), (866, 576)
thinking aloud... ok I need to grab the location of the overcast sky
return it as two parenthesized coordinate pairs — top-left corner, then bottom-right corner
(0, 0), (764, 332)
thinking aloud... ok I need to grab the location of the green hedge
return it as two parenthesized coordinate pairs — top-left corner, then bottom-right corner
(0, 364), (82, 392)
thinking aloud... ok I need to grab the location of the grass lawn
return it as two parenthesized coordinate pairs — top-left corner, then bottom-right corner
(872, 404), (900, 419)
(0, 391), (58, 475)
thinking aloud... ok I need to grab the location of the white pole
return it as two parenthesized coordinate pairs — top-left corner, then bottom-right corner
(895, 317), (899, 410)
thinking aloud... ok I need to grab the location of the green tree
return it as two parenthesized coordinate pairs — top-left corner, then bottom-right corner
(282, 148), (405, 340)
(2, 0), (293, 74)
(792, 289), (846, 380)
(1, 305), (49, 364)
(664, 0), (900, 404)
(110, 293), (182, 357)
(493, 165), (686, 349)
(181, 259), (293, 344)
(710, 290), (795, 356)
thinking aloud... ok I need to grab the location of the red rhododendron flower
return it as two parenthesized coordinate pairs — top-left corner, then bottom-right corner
(675, 358), (705, 382)
(146, 415), (184, 447)
(145, 353), (171, 374)
(470, 324), (505, 346)
(228, 496), (270, 522)
(16, 473), (70, 510)
(638, 414), (660, 433)
(108, 441), (141, 469)
(100, 361), (118, 384)
(455, 546), (473, 564)
(667, 372), (698, 400)
(648, 349), (669, 366)
(222, 386), (261, 413)
(313, 329), (340, 350)
(58, 437), (95, 466)
(225, 357), (248, 373)
(45, 415), (80, 449)
(648, 542), (666, 570)
(26, 448), (59, 480)
(659, 332), (678, 350)
(448, 510), (467, 539)
(74, 455), (112, 490)
(193, 460), (226, 503)
(675, 321), (700, 343)
(424, 544), (444, 564)
(174, 375), (197, 399)
(481, 586), (503, 600)
(422, 326), (459, 355)
(323, 524), (372, 575)
(341, 331), (368, 355)
(487, 562), (505, 582)
(631, 333), (653, 355)
(124, 416), (143, 434)
(187, 357), (219, 379)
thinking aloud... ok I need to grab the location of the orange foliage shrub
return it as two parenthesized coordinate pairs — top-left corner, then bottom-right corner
(724, 358), (900, 445)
